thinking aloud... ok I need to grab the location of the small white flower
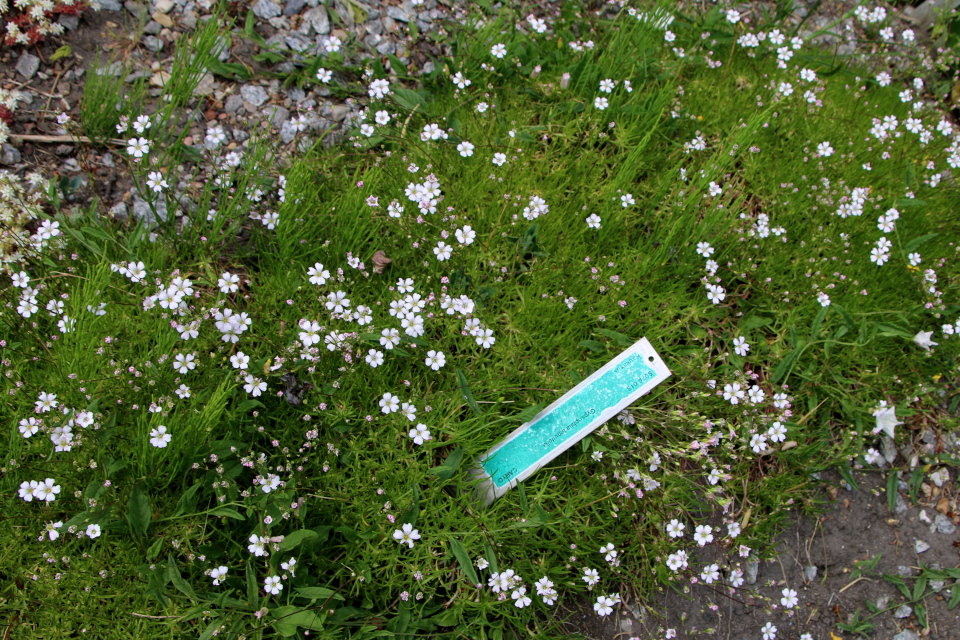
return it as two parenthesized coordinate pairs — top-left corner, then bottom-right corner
(210, 566), (228, 585)
(457, 141), (475, 157)
(393, 522), (421, 548)
(409, 423), (432, 445)
(316, 68), (333, 83)
(149, 425), (172, 448)
(379, 392), (400, 414)
(586, 213), (602, 229)
(85, 524), (102, 539)
(492, 152), (507, 166)
(696, 242), (714, 257)
(594, 96), (608, 110)
(693, 524), (713, 546)
(264, 575), (283, 595)
(913, 331), (937, 351)
(491, 43), (507, 59)
(780, 587), (798, 608)
(424, 350), (446, 371)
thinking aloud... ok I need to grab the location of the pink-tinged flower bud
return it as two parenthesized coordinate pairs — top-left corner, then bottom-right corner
(531, 65), (541, 80)
(560, 72), (570, 89)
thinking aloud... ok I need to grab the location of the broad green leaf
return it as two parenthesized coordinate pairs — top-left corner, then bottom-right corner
(246, 560), (259, 607)
(904, 233), (938, 253)
(448, 538), (479, 586)
(210, 506), (245, 520)
(174, 483), (203, 517)
(166, 554), (196, 600)
(578, 339), (606, 354)
(128, 485), (151, 537)
(279, 529), (318, 552)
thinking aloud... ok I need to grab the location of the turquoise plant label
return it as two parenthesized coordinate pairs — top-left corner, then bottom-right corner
(469, 338), (671, 505)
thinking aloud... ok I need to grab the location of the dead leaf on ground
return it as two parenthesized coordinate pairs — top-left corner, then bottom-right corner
(372, 250), (392, 274)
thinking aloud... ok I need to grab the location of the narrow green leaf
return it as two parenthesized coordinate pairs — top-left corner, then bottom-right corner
(456, 368), (482, 415)
(597, 328), (633, 347)
(517, 482), (528, 512)
(904, 233), (938, 253)
(174, 483), (203, 517)
(449, 538), (479, 586)
(578, 339), (606, 354)
(210, 506), (245, 520)
(810, 305), (829, 340)
(886, 472), (898, 513)
(296, 586), (344, 602)
(246, 560), (259, 607)
(401, 484), (420, 526)
(948, 583), (960, 610)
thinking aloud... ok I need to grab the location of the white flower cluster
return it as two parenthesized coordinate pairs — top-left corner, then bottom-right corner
(404, 176), (442, 215)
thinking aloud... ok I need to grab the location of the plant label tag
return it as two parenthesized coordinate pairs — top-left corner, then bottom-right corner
(468, 337), (671, 506)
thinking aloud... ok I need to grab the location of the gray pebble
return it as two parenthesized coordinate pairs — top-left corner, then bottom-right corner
(892, 631), (919, 640)
(233, 128), (250, 143)
(252, 0), (282, 19)
(893, 604), (912, 619)
(101, 153), (115, 168)
(935, 513), (956, 534)
(99, 0), (123, 9)
(914, 539), (930, 553)
(193, 72), (216, 97)
(366, 18), (383, 35)
(265, 33), (289, 49)
(386, 4), (412, 21)
(894, 492), (908, 515)
(303, 6), (329, 35)
(58, 14), (80, 30)
(108, 201), (129, 221)
(876, 595), (891, 609)
(240, 84), (270, 107)
(263, 105), (290, 127)
(16, 53), (40, 80)
(285, 32), (314, 52)
(930, 580), (945, 592)
(63, 158), (81, 172)
(287, 87), (306, 103)
(224, 94), (244, 114)
(125, 0), (148, 19)
(802, 565), (817, 582)
(897, 565), (913, 577)
(283, 0), (305, 16)
(132, 189), (168, 228)
(178, 194), (197, 215)
(143, 35), (164, 52)
(125, 70), (150, 83)
(143, 20), (162, 35)
(882, 435), (898, 464)
(330, 104), (350, 122)
(0, 143), (22, 166)
(280, 119), (300, 144)
(55, 144), (73, 156)
(743, 560), (759, 585)
(181, 11), (198, 30)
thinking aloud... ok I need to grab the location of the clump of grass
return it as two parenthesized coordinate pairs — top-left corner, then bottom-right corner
(3, 1), (960, 639)
(79, 54), (147, 145)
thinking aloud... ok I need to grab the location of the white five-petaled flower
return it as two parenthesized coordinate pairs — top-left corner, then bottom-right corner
(149, 425), (171, 448)
(126, 137), (150, 159)
(780, 587), (798, 608)
(210, 566), (228, 585)
(491, 43), (507, 58)
(146, 171), (168, 193)
(424, 350), (446, 371)
(512, 587), (532, 608)
(230, 351), (250, 369)
(457, 141), (475, 157)
(599, 79), (615, 93)
(620, 193), (634, 207)
(696, 242), (714, 257)
(761, 621), (777, 640)
(666, 519), (685, 538)
(380, 392), (400, 414)
(85, 524), (102, 539)
(693, 524), (713, 546)
(409, 423), (432, 445)
(701, 563), (720, 583)
(492, 152), (507, 166)
(594, 96), (608, 110)
(393, 523), (421, 548)
(434, 241), (452, 261)
(586, 213), (602, 229)
(264, 575), (283, 595)
(316, 68), (332, 83)
(593, 595), (615, 617)
(733, 336), (749, 356)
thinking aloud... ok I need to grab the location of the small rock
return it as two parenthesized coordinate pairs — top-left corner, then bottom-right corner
(265, 33), (289, 49)
(892, 631), (920, 640)
(142, 19), (161, 34)
(743, 560), (759, 585)
(386, 4), (412, 21)
(232, 128), (250, 143)
(930, 468), (949, 487)
(181, 11), (198, 30)
(63, 158), (81, 172)
(934, 513), (956, 534)
(16, 53), (40, 80)
(154, 0), (174, 12)
(802, 565), (817, 582)
(914, 539), (930, 553)
(240, 84), (269, 107)
(897, 565), (913, 577)
(285, 32), (313, 52)
(224, 94), (244, 114)
(881, 435), (898, 464)
(302, 6), (329, 34)
(375, 38), (396, 55)
(0, 143), (21, 165)
(893, 604), (913, 619)
(153, 11), (174, 28)
(919, 509), (932, 524)
(58, 14), (80, 30)
(101, 153), (115, 168)
(876, 595), (891, 609)
(131, 189), (168, 228)
(287, 86), (306, 103)
(252, 0), (282, 19)
(193, 72), (216, 96)
(125, 0), (148, 19)
(280, 119), (300, 144)
(55, 144), (73, 156)
(108, 201), (129, 221)
(143, 35), (164, 52)
(99, 0), (123, 9)
(930, 580), (946, 592)
(263, 105), (289, 127)
(125, 70), (150, 83)
(894, 493), (908, 515)
(178, 194), (197, 215)
(149, 71), (170, 87)
(330, 104), (350, 121)
(283, 0), (305, 16)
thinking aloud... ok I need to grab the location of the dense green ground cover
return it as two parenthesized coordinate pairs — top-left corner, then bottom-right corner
(3, 1), (960, 638)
